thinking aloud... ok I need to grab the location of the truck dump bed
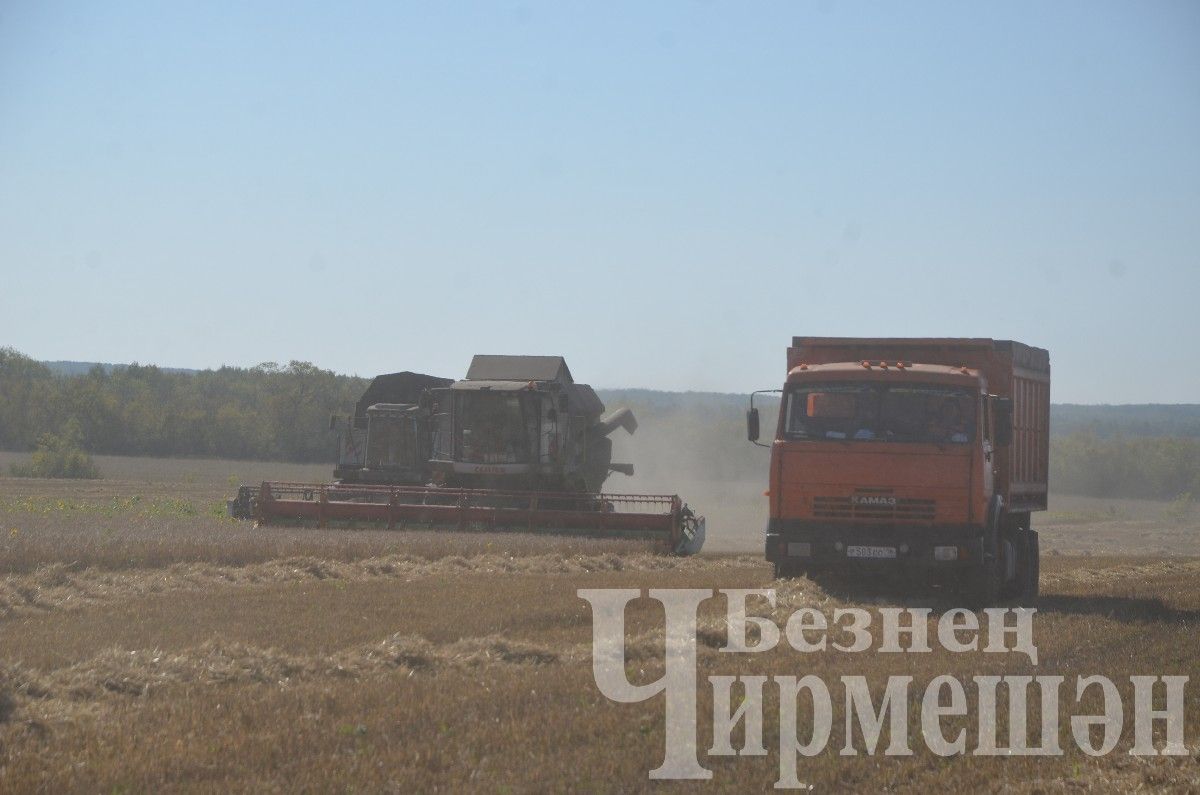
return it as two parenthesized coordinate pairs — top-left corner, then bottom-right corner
(788, 337), (1050, 512)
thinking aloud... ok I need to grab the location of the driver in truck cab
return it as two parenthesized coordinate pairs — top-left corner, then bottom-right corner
(852, 396), (878, 440)
(927, 397), (970, 443)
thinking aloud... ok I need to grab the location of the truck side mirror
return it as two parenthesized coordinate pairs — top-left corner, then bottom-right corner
(747, 408), (760, 442)
(993, 397), (1013, 446)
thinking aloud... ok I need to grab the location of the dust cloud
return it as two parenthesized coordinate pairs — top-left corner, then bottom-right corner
(603, 393), (780, 553)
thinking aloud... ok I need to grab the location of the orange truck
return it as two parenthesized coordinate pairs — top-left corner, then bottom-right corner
(747, 337), (1049, 604)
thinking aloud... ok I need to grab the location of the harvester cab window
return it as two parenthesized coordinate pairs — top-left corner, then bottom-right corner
(430, 390), (453, 462)
(365, 414), (417, 468)
(785, 383), (976, 444)
(540, 399), (563, 464)
(457, 392), (534, 464)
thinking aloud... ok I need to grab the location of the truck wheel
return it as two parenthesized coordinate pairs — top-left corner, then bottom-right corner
(773, 560), (805, 580)
(1021, 531), (1040, 603)
(965, 555), (1002, 608)
(999, 531), (1022, 600)
(1002, 530), (1040, 605)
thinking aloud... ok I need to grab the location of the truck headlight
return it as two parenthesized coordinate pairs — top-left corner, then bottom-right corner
(787, 542), (812, 557)
(933, 546), (958, 561)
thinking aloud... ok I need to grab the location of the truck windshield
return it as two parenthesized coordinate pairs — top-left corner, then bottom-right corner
(784, 383), (977, 444)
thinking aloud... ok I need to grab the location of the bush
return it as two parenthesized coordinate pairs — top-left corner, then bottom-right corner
(1163, 492), (1195, 522)
(9, 418), (100, 480)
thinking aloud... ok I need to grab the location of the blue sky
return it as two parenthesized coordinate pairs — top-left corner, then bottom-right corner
(2, 1), (1197, 402)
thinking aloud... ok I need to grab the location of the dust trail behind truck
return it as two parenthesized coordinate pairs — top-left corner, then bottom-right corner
(748, 337), (1049, 605)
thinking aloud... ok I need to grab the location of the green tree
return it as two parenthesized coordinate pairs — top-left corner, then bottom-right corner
(10, 417), (100, 479)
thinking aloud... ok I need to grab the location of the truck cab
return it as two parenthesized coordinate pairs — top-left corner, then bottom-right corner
(750, 338), (1049, 605)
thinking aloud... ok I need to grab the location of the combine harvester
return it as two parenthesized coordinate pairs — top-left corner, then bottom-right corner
(229, 356), (704, 555)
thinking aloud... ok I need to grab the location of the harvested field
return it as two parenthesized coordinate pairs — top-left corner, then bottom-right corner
(1, 458), (1198, 791)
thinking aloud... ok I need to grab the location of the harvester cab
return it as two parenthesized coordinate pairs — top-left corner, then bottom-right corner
(429, 355), (638, 492)
(360, 403), (427, 481)
(331, 371), (452, 485)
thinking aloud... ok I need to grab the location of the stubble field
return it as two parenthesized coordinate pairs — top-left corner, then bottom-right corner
(0, 453), (1198, 792)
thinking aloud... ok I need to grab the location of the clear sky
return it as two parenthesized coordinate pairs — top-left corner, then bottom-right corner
(2, 1), (1197, 402)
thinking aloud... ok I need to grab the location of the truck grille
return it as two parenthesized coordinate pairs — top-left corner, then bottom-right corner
(812, 496), (936, 522)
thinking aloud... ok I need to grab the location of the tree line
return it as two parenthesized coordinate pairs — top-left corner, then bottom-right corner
(0, 348), (365, 462)
(2, 348), (1198, 499)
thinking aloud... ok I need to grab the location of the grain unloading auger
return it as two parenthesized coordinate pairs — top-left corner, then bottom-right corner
(228, 355), (705, 555)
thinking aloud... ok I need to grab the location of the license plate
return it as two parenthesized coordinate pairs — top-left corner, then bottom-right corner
(846, 545), (897, 559)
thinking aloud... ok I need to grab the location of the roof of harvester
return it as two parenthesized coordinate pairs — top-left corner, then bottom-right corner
(465, 355), (573, 383)
(354, 371), (452, 419)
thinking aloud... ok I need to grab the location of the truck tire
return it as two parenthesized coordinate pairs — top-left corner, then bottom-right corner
(967, 500), (1005, 608)
(773, 560), (805, 580)
(1000, 529), (1040, 605)
(965, 557), (1002, 608)
(1021, 531), (1040, 603)
(999, 530), (1022, 601)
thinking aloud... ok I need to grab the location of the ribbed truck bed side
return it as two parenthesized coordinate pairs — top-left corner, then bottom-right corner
(1006, 343), (1050, 512)
(788, 337), (1050, 513)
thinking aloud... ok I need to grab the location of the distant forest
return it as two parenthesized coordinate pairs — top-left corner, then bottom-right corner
(3, 349), (1199, 500)
(2, 349), (366, 462)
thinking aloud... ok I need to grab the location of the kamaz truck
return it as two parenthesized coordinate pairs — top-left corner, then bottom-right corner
(747, 337), (1049, 605)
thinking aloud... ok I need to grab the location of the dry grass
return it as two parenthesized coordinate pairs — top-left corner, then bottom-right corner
(0, 550), (755, 624)
(2, 556), (1197, 792)
(0, 465), (658, 575)
(0, 451), (332, 485)
(1038, 495), (1200, 557)
(1, 457), (1198, 792)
